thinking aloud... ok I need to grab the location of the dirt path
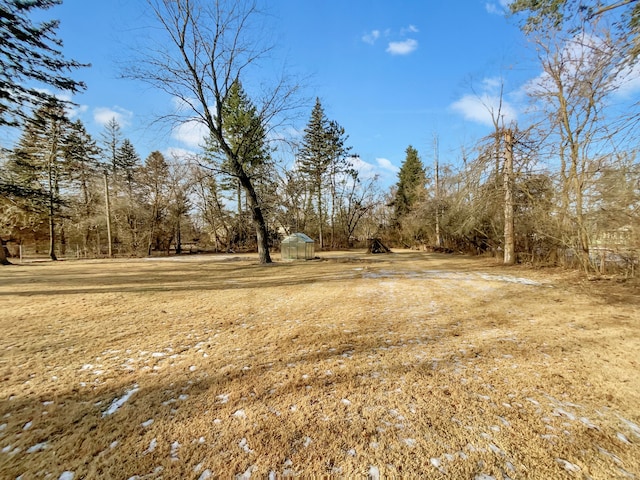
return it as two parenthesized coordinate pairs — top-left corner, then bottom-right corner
(1, 251), (638, 478)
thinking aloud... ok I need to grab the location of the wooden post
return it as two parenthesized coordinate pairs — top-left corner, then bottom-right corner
(104, 171), (113, 258)
(503, 128), (515, 265)
(434, 133), (441, 248)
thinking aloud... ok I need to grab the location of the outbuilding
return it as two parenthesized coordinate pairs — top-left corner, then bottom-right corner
(280, 233), (315, 261)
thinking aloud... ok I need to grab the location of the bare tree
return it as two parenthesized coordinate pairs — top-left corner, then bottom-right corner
(528, 27), (629, 271)
(127, 0), (300, 263)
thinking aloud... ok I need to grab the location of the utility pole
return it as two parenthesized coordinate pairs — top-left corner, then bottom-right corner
(434, 133), (441, 248)
(503, 128), (515, 265)
(104, 170), (113, 258)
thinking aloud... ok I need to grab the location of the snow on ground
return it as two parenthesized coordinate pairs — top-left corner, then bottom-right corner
(102, 385), (140, 417)
(362, 269), (543, 286)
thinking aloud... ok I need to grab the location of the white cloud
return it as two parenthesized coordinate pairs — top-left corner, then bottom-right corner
(485, 0), (511, 15)
(34, 89), (88, 119)
(451, 93), (518, 127)
(386, 39), (418, 56)
(164, 147), (197, 162)
(376, 157), (399, 173)
(94, 106), (133, 128)
(400, 25), (419, 35)
(362, 29), (381, 45)
(171, 119), (209, 149)
(350, 156), (377, 179)
(614, 62), (640, 98)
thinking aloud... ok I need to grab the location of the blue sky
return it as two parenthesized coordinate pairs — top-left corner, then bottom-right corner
(26, 0), (539, 187)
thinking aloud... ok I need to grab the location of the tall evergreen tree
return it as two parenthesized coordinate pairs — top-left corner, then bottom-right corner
(100, 117), (122, 175)
(116, 138), (141, 192)
(0, 0), (88, 127)
(8, 97), (70, 260)
(208, 80), (272, 215)
(394, 145), (426, 221)
(140, 151), (169, 256)
(63, 119), (101, 253)
(298, 98), (351, 248)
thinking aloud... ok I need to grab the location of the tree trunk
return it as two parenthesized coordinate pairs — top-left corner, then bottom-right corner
(175, 217), (182, 254)
(0, 239), (11, 265)
(104, 171), (113, 258)
(237, 170), (271, 263)
(48, 164), (57, 261)
(434, 134), (441, 247)
(317, 179), (324, 249)
(503, 129), (515, 265)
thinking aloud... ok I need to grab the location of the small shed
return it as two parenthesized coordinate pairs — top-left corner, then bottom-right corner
(281, 233), (315, 261)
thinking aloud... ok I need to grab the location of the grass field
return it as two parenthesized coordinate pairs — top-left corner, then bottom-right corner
(0, 251), (639, 479)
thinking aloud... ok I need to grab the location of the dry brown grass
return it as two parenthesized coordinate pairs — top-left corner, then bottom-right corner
(0, 251), (639, 479)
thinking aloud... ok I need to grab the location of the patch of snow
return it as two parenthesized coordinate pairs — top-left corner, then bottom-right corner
(27, 442), (47, 453)
(556, 458), (581, 472)
(81, 364), (93, 370)
(475, 475), (496, 480)
(110, 441), (118, 449)
(144, 438), (157, 454)
(617, 432), (631, 444)
(189, 366), (197, 372)
(0, 423), (5, 431)
(42, 401), (54, 406)
(239, 438), (253, 454)
(198, 470), (212, 480)
(235, 465), (255, 479)
(598, 447), (622, 465)
(303, 436), (312, 447)
(58, 472), (74, 480)
(232, 410), (247, 419)
(404, 438), (416, 447)
(430, 457), (447, 474)
(617, 415), (640, 438)
(178, 394), (189, 401)
(2, 445), (12, 453)
(103, 385), (140, 417)
(170, 441), (180, 460)
(579, 417), (598, 429)
(23, 421), (32, 430)
(368, 465), (380, 480)
(217, 394), (229, 404)
(488, 443), (504, 456)
(141, 419), (154, 428)
(341, 398), (351, 406)
(553, 408), (576, 421)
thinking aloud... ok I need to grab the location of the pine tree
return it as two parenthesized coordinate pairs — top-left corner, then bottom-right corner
(63, 119), (101, 253)
(140, 151), (169, 256)
(207, 80), (271, 215)
(204, 80), (273, 250)
(100, 117), (122, 174)
(8, 97), (70, 260)
(0, 0), (88, 127)
(394, 145), (426, 220)
(298, 98), (351, 248)
(116, 138), (141, 192)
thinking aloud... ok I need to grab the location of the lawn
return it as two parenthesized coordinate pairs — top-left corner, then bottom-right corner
(0, 251), (638, 479)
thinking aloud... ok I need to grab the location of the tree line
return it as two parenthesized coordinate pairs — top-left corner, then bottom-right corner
(1, 0), (638, 275)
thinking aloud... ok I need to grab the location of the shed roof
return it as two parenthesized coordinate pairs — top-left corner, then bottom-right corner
(282, 232), (314, 243)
